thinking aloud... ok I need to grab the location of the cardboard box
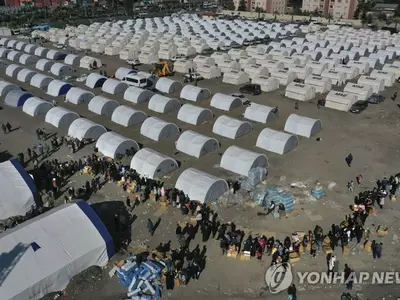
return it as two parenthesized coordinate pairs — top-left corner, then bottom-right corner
(174, 278), (181, 288)
(364, 241), (372, 253)
(323, 246), (332, 254)
(227, 250), (238, 258)
(343, 246), (350, 256)
(289, 252), (299, 259)
(368, 207), (376, 216)
(240, 254), (251, 261)
(289, 257), (300, 264)
(377, 226), (388, 237)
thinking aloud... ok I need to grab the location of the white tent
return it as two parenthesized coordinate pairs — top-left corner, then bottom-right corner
(24, 44), (38, 54)
(334, 65), (358, 80)
(304, 75), (332, 93)
(138, 52), (159, 64)
(212, 115), (252, 139)
(0, 201), (114, 300)
(0, 81), (20, 97)
(64, 54), (81, 67)
(370, 70), (395, 87)
(19, 54), (39, 65)
(256, 128), (298, 155)
(243, 64), (269, 79)
(271, 69), (297, 86)
(228, 49), (248, 60)
(347, 61), (370, 75)
(251, 54), (273, 66)
(50, 63), (73, 76)
(34, 46), (49, 57)
(45, 107), (79, 129)
(285, 83), (316, 101)
(155, 78), (183, 94)
(251, 76), (280, 92)
(369, 53), (388, 65)
(140, 117), (180, 141)
(284, 114), (322, 138)
(88, 96), (119, 116)
(102, 79), (128, 95)
(85, 73), (107, 89)
(173, 60), (197, 74)
(303, 50), (322, 61)
(343, 83), (373, 101)
(96, 132), (139, 159)
(66, 87), (94, 105)
(321, 70), (346, 86)
(148, 94), (181, 113)
(111, 105), (147, 127)
(177, 104), (213, 125)
(288, 65), (313, 80)
(47, 80), (72, 96)
(244, 103), (279, 123)
(36, 59), (54, 72)
(292, 53), (312, 66)
(119, 48), (139, 60)
(220, 146), (268, 177)
(5, 64), (23, 78)
(0, 159), (37, 220)
(4, 90), (33, 107)
(22, 97), (53, 116)
(0, 48), (11, 58)
(279, 56), (301, 68)
(115, 67), (135, 80)
(197, 64), (222, 79)
(123, 86), (153, 104)
(217, 59), (241, 74)
(325, 91), (357, 111)
(260, 60), (284, 70)
(210, 93), (242, 111)
(319, 57), (340, 68)
(46, 49), (65, 60)
(222, 70), (250, 85)
(7, 50), (23, 62)
(180, 85), (211, 102)
(382, 64), (400, 78)
(357, 76), (385, 93)
(176, 130), (219, 158)
(193, 55), (215, 66)
(175, 168), (229, 204)
(30, 74), (53, 89)
(306, 61), (328, 75)
(239, 56), (257, 66)
(130, 148), (178, 179)
(80, 56), (102, 69)
(16, 68), (37, 83)
(68, 118), (107, 140)
(211, 52), (231, 63)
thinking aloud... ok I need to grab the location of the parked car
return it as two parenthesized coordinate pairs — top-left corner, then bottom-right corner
(367, 94), (385, 104)
(239, 84), (262, 95)
(231, 93), (248, 103)
(350, 100), (369, 114)
(201, 48), (214, 55)
(184, 73), (203, 82)
(126, 59), (141, 66)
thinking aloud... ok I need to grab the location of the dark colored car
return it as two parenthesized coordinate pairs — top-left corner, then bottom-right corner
(367, 94), (385, 104)
(201, 48), (213, 55)
(350, 100), (368, 114)
(239, 84), (262, 95)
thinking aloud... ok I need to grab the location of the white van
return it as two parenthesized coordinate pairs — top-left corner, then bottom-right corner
(122, 74), (147, 88)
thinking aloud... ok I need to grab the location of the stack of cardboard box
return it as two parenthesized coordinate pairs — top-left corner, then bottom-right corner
(227, 245), (238, 258)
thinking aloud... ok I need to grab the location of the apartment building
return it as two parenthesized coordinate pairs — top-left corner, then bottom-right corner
(301, 0), (358, 19)
(233, 0), (286, 14)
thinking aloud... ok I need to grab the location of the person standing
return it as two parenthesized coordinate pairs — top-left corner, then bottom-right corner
(6, 122), (12, 133)
(147, 218), (155, 236)
(1, 123), (6, 134)
(344, 264), (353, 290)
(287, 284), (297, 300)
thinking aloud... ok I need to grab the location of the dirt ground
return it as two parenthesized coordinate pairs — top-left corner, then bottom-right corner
(1, 39), (400, 300)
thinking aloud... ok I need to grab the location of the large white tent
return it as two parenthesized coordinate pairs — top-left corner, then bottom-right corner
(284, 114), (322, 138)
(4, 90), (33, 107)
(64, 54), (81, 67)
(222, 70), (250, 85)
(0, 159), (38, 220)
(148, 94), (181, 113)
(68, 118), (107, 140)
(370, 70), (395, 87)
(271, 69), (297, 86)
(244, 103), (279, 123)
(0, 201), (114, 300)
(177, 104), (213, 125)
(325, 90), (357, 111)
(124, 86), (153, 104)
(210, 93), (242, 111)
(80, 56), (102, 69)
(96, 132), (139, 159)
(285, 83), (316, 101)
(5, 64), (23, 78)
(212, 115), (252, 139)
(45, 107), (79, 129)
(130, 148), (178, 179)
(289, 65), (313, 80)
(66, 87), (95, 105)
(321, 70), (346, 86)
(86, 73), (107, 89)
(197, 64), (222, 79)
(176, 130), (219, 158)
(175, 168), (229, 204)
(17, 69), (37, 83)
(50, 63), (73, 76)
(88, 96), (119, 116)
(34, 46), (49, 58)
(304, 75), (332, 93)
(357, 76), (385, 93)
(256, 128), (298, 155)
(7, 50), (23, 62)
(335, 65), (358, 80)
(347, 61), (370, 75)
(140, 117), (180, 141)
(19, 54), (39, 65)
(115, 67), (136, 80)
(251, 76), (280, 92)
(180, 85), (211, 102)
(35, 59), (54, 72)
(220, 146), (268, 177)
(46, 49), (66, 60)
(30, 74), (53, 89)
(343, 83), (373, 101)
(22, 97), (53, 116)
(155, 78), (183, 94)
(111, 105), (147, 127)
(173, 60), (196, 74)
(0, 80), (20, 97)
(102, 79), (128, 95)
(47, 80), (72, 96)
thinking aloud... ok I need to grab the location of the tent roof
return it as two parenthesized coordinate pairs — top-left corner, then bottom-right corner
(96, 132), (139, 159)
(176, 130), (219, 158)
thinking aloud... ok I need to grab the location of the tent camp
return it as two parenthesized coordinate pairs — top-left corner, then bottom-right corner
(271, 69), (297, 86)
(130, 148), (178, 179)
(260, 60), (284, 70)
(50, 63), (73, 76)
(335, 65), (358, 80)
(0, 80), (20, 97)
(222, 70), (250, 85)
(304, 75), (332, 93)
(210, 93), (242, 111)
(17, 69), (37, 83)
(88, 96), (119, 116)
(148, 94), (181, 113)
(321, 69), (346, 86)
(212, 115), (252, 139)
(102, 79), (128, 95)
(0, 48), (11, 58)
(306, 61), (328, 75)
(34, 46), (49, 58)
(319, 57), (340, 68)
(155, 78), (183, 94)
(66, 87), (95, 105)
(68, 118), (107, 140)
(357, 76), (385, 93)
(177, 104), (213, 125)
(220, 146), (268, 177)
(217, 59), (241, 74)
(285, 83), (316, 101)
(19, 54), (39, 65)
(111, 105), (147, 127)
(5, 90), (33, 107)
(382, 64), (400, 78)
(46, 49), (66, 60)
(256, 128), (298, 155)
(0, 159), (38, 220)
(347, 61), (370, 75)
(369, 53), (388, 65)
(64, 54), (81, 67)
(124, 86), (153, 104)
(176, 130), (219, 158)
(36, 59), (54, 72)
(180, 85), (211, 102)
(22, 97), (53, 116)
(80, 56), (102, 70)
(288, 65), (313, 80)
(7, 50), (23, 62)
(140, 117), (180, 141)
(30, 74), (53, 89)
(343, 83), (373, 101)
(251, 76), (280, 92)
(173, 60), (196, 74)
(45, 107), (79, 129)
(370, 70), (395, 87)
(279, 56), (301, 68)
(175, 168), (229, 204)
(243, 64), (269, 79)
(358, 56), (379, 69)
(86, 73), (107, 89)
(284, 114), (322, 137)
(244, 103), (279, 123)
(0, 201), (114, 300)
(193, 55), (215, 66)
(115, 67), (135, 80)
(5, 64), (23, 78)
(96, 132), (139, 159)
(47, 80), (72, 96)
(325, 90), (357, 111)
(197, 64), (222, 79)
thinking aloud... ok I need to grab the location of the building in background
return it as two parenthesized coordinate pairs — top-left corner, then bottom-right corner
(302, 0), (358, 19)
(233, 0), (286, 14)
(3, 0), (66, 6)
